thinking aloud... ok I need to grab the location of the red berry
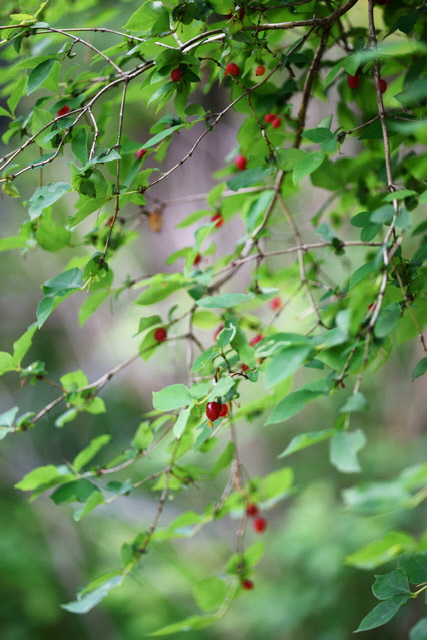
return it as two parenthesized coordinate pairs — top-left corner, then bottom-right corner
(264, 113), (276, 123)
(211, 213), (224, 228)
(56, 105), (71, 117)
(136, 148), (147, 159)
(249, 334), (263, 346)
(234, 155), (247, 171)
(206, 401), (221, 421)
(253, 516), (267, 533)
(225, 62), (240, 77)
(241, 363), (250, 372)
(219, 404), (228, 417)
(246, 504), (259, 517)
(271, 117), (281, 129)
(255, 65), (266, 76)
(347, 74), (360, 90)
(193, 253), (202, 266)
(379, 78), (387, 94)
(171, 68), (183, 82)
(242, 579), (254, 590)
(269, 296), (282, 310)
(154, 327), (167, 343)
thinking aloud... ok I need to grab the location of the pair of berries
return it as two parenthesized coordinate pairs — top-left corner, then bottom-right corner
(347, 74), (387, 93)
(211, 212), (224, 227)
(246, 503), (267, 533)
(264, 113), (282, 129)
(206, 401), (228, 421)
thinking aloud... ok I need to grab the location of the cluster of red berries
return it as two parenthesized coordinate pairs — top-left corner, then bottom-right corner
(205, 401), (228, 421)
(246, 503), (267, 533)
(347, 74), (387, 94)
(264, 113), (282, 129)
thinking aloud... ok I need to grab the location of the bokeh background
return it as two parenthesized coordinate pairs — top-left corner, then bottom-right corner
(1, 1), (426, 639)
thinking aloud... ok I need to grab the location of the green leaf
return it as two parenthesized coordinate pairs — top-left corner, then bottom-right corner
(212, 441), (235, 476)
(73, 435), (112, 472)
(349, 262), (374, 289)
(123, 1), (165, 31)
(74, 491), (105, 521)
(355, 595), (409, 632)
(226, 167), (271, 191)
(279, 429), (335, 458)
(410, 618), (427, 640)
(345, 531), (415, 569)
(136, 315), (162, 334)
(196, 293), (255, 308)
(191, 347), (218, 372)
(372, 569), (410, 600)
(61, 572), (124, 614)
(27, 58), (56, 95)
(261, 467), (293, 503)
(78, 290), (110, 326)
(134, 274), (188, 305)
(412, 357), (427, 381)
(266, 381), (329, 425)
(265, 345), (312, 388)
(192, 577), (228, 612)
(330, 429), (366, 473)
(15, 465), (74, 492)
(142, 124), (186, 149)
(0, 351), (16, 375)
(293, 151), (325, 185)
(374, 303), (400, 338)
(42, 268), (83, 297)
(149, 614), (218, 636)
(152, 384), (194, 411)
(399, 554), (427, 585)
(27, 182), (71, 219)
(339, 392), (368, 413)
(173, 408), (191, 438)
(208, 375), (235, 399)
(343, 482), (411, 515)
(50, 479), (99, 505)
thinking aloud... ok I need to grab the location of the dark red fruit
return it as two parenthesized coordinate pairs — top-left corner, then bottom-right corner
(211, 213), (224, 228)
(219, 404), (228, 417)
(249, 334), (263, 346)
(347, 74), (360, 89)
(242, 579), (254, 590)
(246, 503), (259, 518)
(241, 363), (250, 372)
(379, 78), (387, 94)
(136, 148), (147, 159)
(255, 65), (266, 76)
(56, 105), (71, 117)
(171, 68), (183, 82)
(193, 253), (202, 266)
(225, 62), (240, 77)
(253, 516), (267, 533)
(154, 327), (167, 342)
(271, 116), (281, 129)
(264, 113), (276, 123)
(235, 154), (247, 171)
(206, 401), (221, 421)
